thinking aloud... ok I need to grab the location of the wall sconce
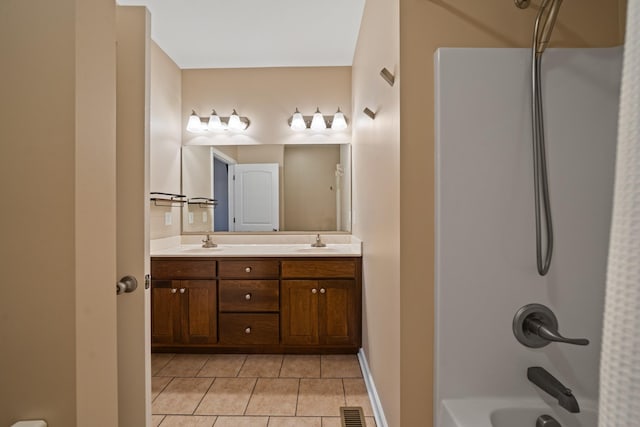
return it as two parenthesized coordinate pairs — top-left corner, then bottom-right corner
(186, 109), (250, 132)
(288, 107), (349, 131)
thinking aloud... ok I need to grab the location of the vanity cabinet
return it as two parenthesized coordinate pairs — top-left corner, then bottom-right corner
(281, 260), (359, 347)
(151, 260), (217, 346)
(150, 256), (361, 353)
(218, 259), (280, 345)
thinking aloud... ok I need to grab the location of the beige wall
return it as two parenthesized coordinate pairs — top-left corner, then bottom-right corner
(182, 67), (352, 146)
(351, 0), (401, 426)
(397, 0), (626, 426)
(150, 41), (182, 239)
(0, 0), (118, 425)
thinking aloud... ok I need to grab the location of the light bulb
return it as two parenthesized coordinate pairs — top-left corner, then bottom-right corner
(290, 108), (306, 130)
(186, 110), (204, 132)
(331, 108), (347, 130)
(207, 109), (222, 130)
(228, 109), (246, 130)
(310, 107), (326, 131)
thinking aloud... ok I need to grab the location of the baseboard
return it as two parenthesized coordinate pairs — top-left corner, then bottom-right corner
(358, 348), (388, 427)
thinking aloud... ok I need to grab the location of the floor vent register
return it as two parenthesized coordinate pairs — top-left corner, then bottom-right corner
(340, 406), (366, 427)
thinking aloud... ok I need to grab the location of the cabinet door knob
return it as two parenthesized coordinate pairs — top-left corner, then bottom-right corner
(170, 288), (177, 294)
(245, 267), (252, 273)
(179, 288), (186, 294)
(320, 288), (326, 294)
(245, 327), (251, 334)
(245, 293), (252, 300)
(312, 288), (318, 294)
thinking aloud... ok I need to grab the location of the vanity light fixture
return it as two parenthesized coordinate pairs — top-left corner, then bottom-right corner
(331, 108), (348, 130)
(290, 108), (307, 131)
(186, 109), (250, 132)
(287, 107), (349, 131)
(310, 107), (327, 130)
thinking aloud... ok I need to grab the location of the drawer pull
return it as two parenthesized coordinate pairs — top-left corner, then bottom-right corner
(171, 289), (177, 294)
(312, 288), (318, 294)
(320, 288), (326, 294)
(179, 288), (186, 294)
(245, 327), (251, 334)
(245, 293), (252, 300)
(245, 267), (252, 273)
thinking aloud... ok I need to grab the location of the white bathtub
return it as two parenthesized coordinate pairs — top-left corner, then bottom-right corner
(439, 398), (598, 427)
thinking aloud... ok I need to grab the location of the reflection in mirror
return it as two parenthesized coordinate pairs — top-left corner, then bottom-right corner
(182, 144), (351, 233)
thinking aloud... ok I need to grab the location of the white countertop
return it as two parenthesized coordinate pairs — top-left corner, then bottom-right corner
(151, 243), (361, 257)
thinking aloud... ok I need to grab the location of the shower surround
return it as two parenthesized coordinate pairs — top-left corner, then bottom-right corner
(434, 47), (622, 426)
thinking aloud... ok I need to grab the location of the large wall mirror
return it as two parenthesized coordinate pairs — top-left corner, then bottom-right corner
(182, 144), (351, 233)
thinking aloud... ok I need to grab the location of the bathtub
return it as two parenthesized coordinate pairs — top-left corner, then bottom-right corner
(439, 398), (598, 427)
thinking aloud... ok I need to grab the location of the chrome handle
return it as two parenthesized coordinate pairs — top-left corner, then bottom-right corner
(312, 288), (317, 294)
(245, 293), (252, 300)
(245, 327), (251, 334)
(171, 289), (178, 294)
(245, 267), (252, 273)
(525, 318), (589, 346)
(320, 288), (326, 294)
(116, 275), (138, 295)
(179, 288), (186, 294)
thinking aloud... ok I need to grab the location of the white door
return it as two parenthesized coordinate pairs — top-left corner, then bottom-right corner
(231, 163), (279, 231)
(116, 6), (151, 427)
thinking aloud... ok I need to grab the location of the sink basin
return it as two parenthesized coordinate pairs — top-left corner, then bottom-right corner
(296, 247), (339, 253)
(180, 247), (223, 253)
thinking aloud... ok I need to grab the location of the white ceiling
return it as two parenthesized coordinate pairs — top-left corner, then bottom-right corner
(116, 0), (366, 69)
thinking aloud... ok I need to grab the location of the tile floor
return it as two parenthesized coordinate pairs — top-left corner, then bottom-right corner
(152, 353), (376, 427)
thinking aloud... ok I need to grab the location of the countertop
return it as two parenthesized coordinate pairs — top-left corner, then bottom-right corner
(151, 243), (362, 258)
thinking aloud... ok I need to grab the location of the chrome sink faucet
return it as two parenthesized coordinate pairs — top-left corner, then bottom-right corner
(311, 234), (326, 247)
(202, 234), (217, 248)
(527, 367), (580, 413)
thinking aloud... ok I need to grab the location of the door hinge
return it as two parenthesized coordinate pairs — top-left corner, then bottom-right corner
(145, 274), (151, 289)
(233, 174), (236, 181)
(233, 217), (236, 223)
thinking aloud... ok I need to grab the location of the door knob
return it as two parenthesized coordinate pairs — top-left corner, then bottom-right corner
(171, 289), (178, 294)
(312, 288), (318, 294)
(179, 288), (186, 294)
(320, 288), (326, 294)
(245, 293), (252, 300)
(116, 275), (138, 295)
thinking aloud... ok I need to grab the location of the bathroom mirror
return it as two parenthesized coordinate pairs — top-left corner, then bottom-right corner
(182, 144), (351, 233)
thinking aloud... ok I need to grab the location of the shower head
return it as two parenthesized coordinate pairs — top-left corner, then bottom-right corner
(535, 0), (563, 55)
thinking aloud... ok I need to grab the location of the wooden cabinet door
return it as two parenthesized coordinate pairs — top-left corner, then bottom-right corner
(180, 280), (217, 345)
(318, 280), (357, 345)
(281, 280), (319, 345)
(151, 280), (181, 345)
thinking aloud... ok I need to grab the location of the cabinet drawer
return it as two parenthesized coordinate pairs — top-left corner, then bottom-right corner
(219, 280), (279, 312)
(218, 260), (279, 279)
(219, 313), (279, 345)
(151, 259), (216, 280)
(281, 260), (356, 278)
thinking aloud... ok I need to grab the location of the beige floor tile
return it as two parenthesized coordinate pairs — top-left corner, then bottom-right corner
(152, 353), (176, 375)
(198, 354), (247, 378)
(152, 376), (174, 401)
(245, 378), (299, 416)
(279, 355), (320, 378)
(213, 416), (268, 427)
(153, 377), (213, 415)
(343, 378), (373, 416)
(365, 416), (377, 426)
(156, 354), (210, 377)
(321, 355), (362, 378)
(268, 416), (321, 427)
(320, 418), (341, 427)
(297, 379), (345, 416)
(152, 415), (165, 427)
(195, 377), (256, 415)
(159, 415), (217, 426)
(238, 354), (283, 377)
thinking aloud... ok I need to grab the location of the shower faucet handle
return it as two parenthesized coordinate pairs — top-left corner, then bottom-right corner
(524, 317), (589, 346)
(513, 303), (590, 348)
